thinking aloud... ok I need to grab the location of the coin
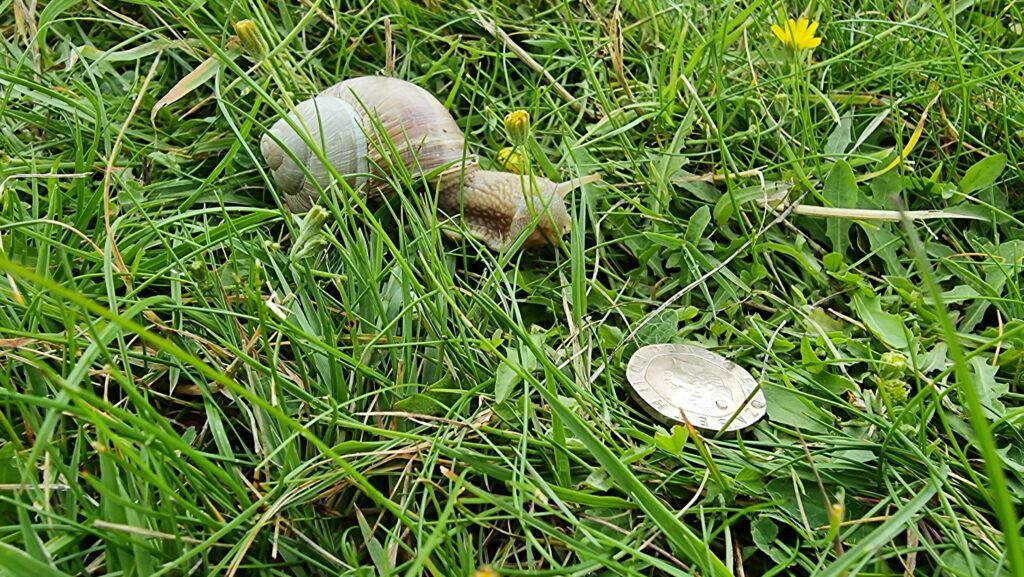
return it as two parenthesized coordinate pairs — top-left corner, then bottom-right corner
(625, 344), (766, 431)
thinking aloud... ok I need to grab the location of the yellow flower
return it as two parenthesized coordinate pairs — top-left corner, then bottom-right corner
(503, 109), (530, 146)
(771, 17), (822, 51)
(496, 146), (527, 174)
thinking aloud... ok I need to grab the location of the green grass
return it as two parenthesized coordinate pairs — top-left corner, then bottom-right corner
(2, 1), (1023, 576)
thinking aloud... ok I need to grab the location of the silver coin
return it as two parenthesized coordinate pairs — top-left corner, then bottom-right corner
(625, 344), (766, 431)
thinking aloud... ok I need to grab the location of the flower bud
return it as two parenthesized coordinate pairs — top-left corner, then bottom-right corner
(232, 19), (267, 60)
(291, 205), (329, 260)
(878, 378), (909, 406)
(880, 351), (908, 373)
(829, 502), (845, 528)
(503, 109), (530, 147)
(496, 147), (527, 174)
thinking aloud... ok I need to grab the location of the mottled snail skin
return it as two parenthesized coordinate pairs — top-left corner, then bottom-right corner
(260, 76), (591, 251)
(447, 169), (572, 250)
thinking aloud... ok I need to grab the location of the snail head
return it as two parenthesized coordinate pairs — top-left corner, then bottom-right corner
(508, 173), (600, 250)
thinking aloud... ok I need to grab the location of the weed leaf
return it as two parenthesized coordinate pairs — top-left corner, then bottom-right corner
(959, 153), (1007, 194)
(851, 292), (910, 349)
(824, 160), (859, 256)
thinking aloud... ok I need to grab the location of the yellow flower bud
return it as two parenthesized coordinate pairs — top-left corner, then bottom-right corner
(831, 503), (845, 522)
(503, 109), (530, 146)
(496, 147), (527, 174)
(232, 19), (268, 60)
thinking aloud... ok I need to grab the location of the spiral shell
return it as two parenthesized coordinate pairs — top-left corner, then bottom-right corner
(260, 76), (597, 251)
(260, 95), (369, 212)
(261, 77), (471, 211)
(320, 76), (470, 186)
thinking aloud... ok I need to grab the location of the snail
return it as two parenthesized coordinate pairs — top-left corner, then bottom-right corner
(260, 76), (597, 251)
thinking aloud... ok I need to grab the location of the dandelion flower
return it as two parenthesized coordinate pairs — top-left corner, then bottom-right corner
(503, 110), (531, 146)
(771, 17), (822, 51)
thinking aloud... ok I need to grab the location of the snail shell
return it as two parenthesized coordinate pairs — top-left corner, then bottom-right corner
(260, 76), (595, 250)
(259, 95), (369, 212)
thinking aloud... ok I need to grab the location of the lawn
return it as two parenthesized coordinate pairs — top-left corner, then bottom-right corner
(1, 1), (1022, 576)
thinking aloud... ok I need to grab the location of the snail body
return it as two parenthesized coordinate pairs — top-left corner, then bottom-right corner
(260, 76), (594, 250)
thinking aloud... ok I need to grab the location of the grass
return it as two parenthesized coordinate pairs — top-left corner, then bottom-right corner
(1, 0), (1023, 576)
